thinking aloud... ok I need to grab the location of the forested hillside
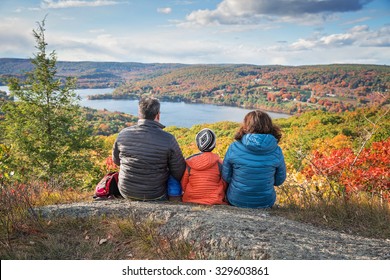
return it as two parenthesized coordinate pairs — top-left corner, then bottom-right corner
(81, 107), (137, 136)
(0, 58), (187, 88)
(108, 64), (389, 114)
(1, 58), (388, 114)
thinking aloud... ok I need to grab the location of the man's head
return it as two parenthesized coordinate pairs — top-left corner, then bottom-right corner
(138, 97), (160, 120)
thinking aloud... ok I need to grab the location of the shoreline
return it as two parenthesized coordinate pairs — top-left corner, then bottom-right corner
(87, 94), (293, 117)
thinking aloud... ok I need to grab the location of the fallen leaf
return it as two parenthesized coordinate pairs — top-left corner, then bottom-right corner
(99, 238), (108, 245)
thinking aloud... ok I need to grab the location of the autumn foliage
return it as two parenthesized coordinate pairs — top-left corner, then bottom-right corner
(303, 138), (390, 201)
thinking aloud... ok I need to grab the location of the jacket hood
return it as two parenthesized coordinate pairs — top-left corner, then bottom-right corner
(241, 134), (278, 153)
(186, 152), (220, 171)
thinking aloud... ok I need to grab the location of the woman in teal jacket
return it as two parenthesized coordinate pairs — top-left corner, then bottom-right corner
(222, 110), (286, 208)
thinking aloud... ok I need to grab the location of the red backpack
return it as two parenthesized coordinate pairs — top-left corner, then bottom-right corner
(93, 172), (122, 199)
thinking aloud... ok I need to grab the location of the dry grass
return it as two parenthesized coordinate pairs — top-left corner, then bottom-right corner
(0, 215), (194, 260)
(0, 179), (194, 260)
(274, 187), (390, 240)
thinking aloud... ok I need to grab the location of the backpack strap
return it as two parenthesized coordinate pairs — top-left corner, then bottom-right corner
(185, 152), (202, 177)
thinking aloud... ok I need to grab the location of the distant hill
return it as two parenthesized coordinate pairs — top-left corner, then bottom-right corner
(1, 58), (389, 113)
(0, 58), (188, 88)
(106, 63), (390, 114)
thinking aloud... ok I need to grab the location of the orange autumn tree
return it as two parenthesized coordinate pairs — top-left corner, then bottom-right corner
(303, 138), (390, 201)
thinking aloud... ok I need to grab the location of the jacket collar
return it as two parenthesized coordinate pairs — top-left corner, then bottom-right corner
(138, 119), (166, 129)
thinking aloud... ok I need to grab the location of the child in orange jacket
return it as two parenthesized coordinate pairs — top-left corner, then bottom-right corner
(181, 128), (227, 205)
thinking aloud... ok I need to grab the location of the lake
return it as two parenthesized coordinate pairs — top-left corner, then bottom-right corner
(1, 87), (290, 128)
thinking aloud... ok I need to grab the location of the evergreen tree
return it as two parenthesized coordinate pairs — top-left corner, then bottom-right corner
(1, 19), (95, 185)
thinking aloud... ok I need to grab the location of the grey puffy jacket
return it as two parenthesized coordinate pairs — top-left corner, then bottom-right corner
(112, 119), (185, 200)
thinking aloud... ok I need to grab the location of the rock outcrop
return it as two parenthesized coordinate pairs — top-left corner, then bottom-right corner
(37, 200), (390, 260)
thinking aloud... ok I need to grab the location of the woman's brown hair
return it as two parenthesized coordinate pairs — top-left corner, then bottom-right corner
(234, 110), (282, 142)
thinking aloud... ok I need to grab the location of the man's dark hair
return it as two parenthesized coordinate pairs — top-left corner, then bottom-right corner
(138, 97), (160, 120)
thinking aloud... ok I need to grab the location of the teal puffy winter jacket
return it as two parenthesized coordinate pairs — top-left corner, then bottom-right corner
(222, 133), (286, 208)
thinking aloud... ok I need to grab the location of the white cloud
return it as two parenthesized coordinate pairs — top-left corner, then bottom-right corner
(361, 25), (390, 47)
(288, 24), (390, 53)
(49, 33), (126, 61)
(157, 7), (172, 14)
(290, 38), (317, 50)
(33, 21), (390, 65)
(1, 11), (388, 66)
(41, 0), (121, 9)
(342, 16), (371, 25)
(321, 33), (355, 46)
(43, 28), (226, 63)
(184, 0), (373, 26)
(0, 18), (36, 57)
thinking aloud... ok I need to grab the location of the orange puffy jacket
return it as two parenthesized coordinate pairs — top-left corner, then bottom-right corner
(181, 152), (227, 205)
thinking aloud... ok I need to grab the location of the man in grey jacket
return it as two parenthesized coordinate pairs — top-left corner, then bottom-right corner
(112, 97), (186, 200)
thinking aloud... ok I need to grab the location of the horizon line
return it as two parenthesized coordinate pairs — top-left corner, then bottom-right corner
(0, 57), (389, 68)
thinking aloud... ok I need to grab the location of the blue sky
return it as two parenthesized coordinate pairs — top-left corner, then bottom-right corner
(0, 0), (389, 65)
